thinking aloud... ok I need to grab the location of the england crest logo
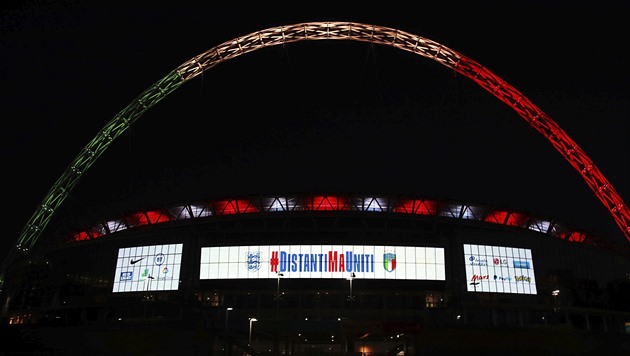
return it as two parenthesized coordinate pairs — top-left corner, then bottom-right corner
(247, 251), (261, 272)
(383, 252), (396, 272)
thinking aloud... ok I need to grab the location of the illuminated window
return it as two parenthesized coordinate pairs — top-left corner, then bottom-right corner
(203, 291), (223, 307)
(425, 292), (446, 308)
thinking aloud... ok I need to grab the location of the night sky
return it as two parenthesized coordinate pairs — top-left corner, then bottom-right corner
(2, 1), (629, 266)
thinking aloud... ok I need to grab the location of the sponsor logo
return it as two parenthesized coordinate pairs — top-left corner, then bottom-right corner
(162, 267), (169, 276)
(141, 268), (150, 279)
(154, 253), (166, 266)
(493, 275), (512, 281)
(471, 274), (489, 283)
(515, 275), (531, 283)
(120, 271), (133, 281)
(383, 252), (396, 272)
(493, 257), (507, 266)
(468, 255), (487, 266)
(513, 260), (530, 269)
(130, 257), (144, 265)
(247, 251), (261, 272)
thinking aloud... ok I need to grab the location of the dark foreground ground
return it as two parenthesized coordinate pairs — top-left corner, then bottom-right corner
(1, 323), (629, 356)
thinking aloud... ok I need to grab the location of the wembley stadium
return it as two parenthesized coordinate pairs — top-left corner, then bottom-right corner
(1, 193), (630, 354)
(2, 21), (630, 355)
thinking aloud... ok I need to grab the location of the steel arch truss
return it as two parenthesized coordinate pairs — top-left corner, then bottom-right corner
(3, 21), (628, 283)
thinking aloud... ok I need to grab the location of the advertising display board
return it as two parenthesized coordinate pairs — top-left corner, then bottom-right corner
(463, 243), (537, 294)
(112, 243), (183, 293)
(200, 245), (445, 280)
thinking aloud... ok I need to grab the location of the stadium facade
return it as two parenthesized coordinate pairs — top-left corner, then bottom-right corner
(1, 193), (629, 355)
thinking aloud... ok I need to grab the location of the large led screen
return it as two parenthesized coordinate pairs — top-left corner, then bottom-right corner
(463, 244), (537, 294)
(112, 243), (183, 293)
(200, 245), (445, 280)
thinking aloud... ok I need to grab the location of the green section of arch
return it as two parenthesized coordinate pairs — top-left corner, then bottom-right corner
(2, 22), (627, 287)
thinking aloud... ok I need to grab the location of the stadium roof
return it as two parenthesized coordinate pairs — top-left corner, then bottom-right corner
(64, 193), (616, 251)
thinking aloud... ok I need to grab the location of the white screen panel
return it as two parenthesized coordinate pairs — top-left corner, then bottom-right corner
(112, 243), (183, 293)
(463, 243), (537, 295)
(200, 245), (446, 281)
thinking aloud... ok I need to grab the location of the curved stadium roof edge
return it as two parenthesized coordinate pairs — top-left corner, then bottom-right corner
(64, 193), (613, 249)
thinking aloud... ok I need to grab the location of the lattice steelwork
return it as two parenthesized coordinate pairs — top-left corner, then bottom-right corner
(63, 193), (611, 248)
(2, 22), (628, 286)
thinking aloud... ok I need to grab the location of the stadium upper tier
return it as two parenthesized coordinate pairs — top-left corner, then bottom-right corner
(65, 193), (612, 248)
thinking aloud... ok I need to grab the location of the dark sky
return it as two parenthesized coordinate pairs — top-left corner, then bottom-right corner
(2, 1), (629, 265)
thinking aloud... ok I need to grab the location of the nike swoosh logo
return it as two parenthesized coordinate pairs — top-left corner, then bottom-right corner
(130, 257), (145, 265)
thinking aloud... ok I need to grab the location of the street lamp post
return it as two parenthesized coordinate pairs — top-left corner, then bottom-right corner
(143, 275), (155, 318)
(274, 272), (285, 355)
(345, 273), (356, 356)
(552, 289), (560, 312)
(347, 273), (356, 307)
(224, 307), (233, 356)
(276, 272), (284, 317)
(275, 272), (284, 355)
(248, 317), (258, 346)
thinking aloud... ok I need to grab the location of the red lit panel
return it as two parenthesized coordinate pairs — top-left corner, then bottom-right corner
(307, 196), (348, 211)
(393, 199), (437, 215)
(485, 210), (508, 224)
(414, 200), (438, 215)
(124, 210), (170, 227)
(146, 210), (170, 224)
(561, 231), (586, 243)
(72, 229), (104, 242)
(393, 199), (414, 213)
(505, 212), (530, 227)
(129, 212), (149, 226)
(73, 231), (91, 241)
(213, 199), (259, 215)
(214, 200), (238, 215)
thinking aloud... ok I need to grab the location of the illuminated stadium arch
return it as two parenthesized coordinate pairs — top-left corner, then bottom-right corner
(2, 21), (628, 286)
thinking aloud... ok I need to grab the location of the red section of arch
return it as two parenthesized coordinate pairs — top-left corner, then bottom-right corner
(456, 56), (629, 242)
